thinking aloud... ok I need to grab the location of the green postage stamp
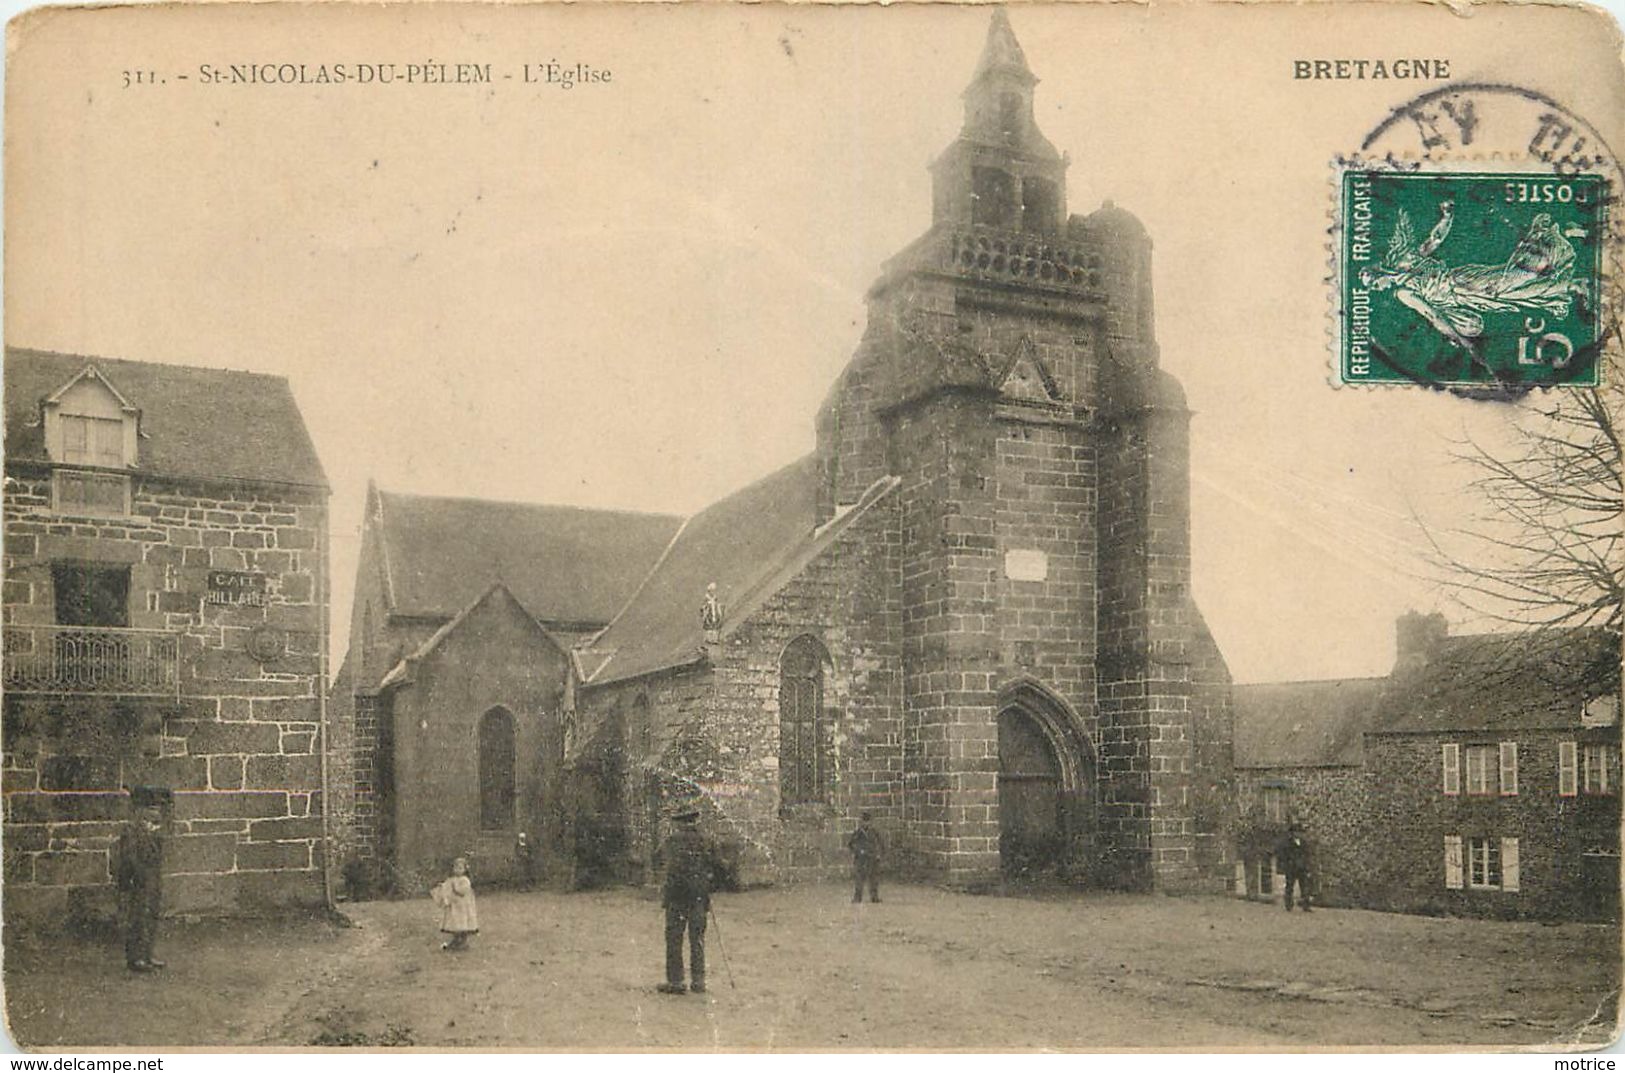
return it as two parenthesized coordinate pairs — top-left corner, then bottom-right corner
(1339, 171), (1605, 387)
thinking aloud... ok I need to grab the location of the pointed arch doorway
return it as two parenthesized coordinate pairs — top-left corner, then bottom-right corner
(997, 683), (1096, 881)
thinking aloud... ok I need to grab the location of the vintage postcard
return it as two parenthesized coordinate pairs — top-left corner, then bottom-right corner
(2, 0), (1622, 1054)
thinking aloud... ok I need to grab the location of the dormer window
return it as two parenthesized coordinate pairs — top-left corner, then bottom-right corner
(41, 365), (138, 518)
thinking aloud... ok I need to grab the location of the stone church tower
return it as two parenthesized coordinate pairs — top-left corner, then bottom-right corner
(814, 12), (1234, 891)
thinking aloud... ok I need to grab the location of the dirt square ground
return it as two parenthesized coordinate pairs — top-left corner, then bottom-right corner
(4, 883), (1619, 1050)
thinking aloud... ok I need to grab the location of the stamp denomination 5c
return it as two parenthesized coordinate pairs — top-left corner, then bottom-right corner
(1339, 170), (1605, 387)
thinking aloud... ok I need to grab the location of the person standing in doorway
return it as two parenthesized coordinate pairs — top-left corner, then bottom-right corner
(1276, 819), (1313, 912)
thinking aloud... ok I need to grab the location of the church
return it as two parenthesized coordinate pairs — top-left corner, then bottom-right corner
(333, 12), (1237, 895)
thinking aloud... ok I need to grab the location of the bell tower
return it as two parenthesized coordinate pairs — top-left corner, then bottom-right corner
(812, 10), (1235, 891)
(931, 10), (1068, 235)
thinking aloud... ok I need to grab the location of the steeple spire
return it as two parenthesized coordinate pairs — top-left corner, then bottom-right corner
(969, 9), (1037, 90)
(930, 10), (1067, 234)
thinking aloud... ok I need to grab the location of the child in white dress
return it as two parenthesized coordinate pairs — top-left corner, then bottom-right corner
(431, 856), (479, 951)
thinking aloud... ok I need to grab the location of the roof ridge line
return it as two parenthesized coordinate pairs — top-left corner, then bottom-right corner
(374, 485), (683, 520)
(5, 346), (293, 383)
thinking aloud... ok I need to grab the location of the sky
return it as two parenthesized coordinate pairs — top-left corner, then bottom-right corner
(4, 1), (1622, 684)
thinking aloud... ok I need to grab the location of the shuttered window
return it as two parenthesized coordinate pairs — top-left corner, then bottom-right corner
(1501, 837), (1520, 892)
(1559, 742), (1579, 797)
(1465, 745), (1496, 795)
(1444, 835), (1463, 889)
(1467, 837), (1501, 889)
(1498, 742), (1518, 796)
(1442, 743), (1460, 796)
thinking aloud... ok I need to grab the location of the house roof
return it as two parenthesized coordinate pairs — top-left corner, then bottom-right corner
(581, 455), (898, 687)
(1373, 627), (1620, 734)
(373, 487), (681, 626)
(4, 348), (327, 488)
(1233, 677), (1389, 768)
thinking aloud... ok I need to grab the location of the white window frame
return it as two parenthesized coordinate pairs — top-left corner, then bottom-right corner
(1498, 741), (1519, 797)
(1466, 836), (1502, 890)
(1559, 741), (1578, 797)
(1442, 743), (1460, 796)
(1464, 744), (1496, 796)
(1583, 743), (1619, 795)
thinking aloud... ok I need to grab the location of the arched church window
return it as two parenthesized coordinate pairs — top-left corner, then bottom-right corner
(478, 707), (517, 831)
(779, 635), (829, 807)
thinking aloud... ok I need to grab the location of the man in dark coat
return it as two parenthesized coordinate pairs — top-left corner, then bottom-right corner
(656, 805), (720, 994)
(848, 811), (882, 903)
(115, 786), (170, 972)
(1276, 819), (1313, 912)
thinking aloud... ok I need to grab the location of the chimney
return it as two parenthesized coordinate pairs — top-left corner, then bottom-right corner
(1394, 611), (1448, 673)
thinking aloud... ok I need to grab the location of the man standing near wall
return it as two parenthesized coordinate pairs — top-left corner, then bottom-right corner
(849, 811), (883, 903)
(1276, 819), (1313, 912)
(115, 786), (171, 972)
(656, 804), (719, 995)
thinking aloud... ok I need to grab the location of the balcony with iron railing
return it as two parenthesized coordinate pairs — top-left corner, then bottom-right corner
(2, 624), (181, 698)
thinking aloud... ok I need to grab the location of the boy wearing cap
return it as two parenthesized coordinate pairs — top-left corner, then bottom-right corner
(115, 786), (170, 972)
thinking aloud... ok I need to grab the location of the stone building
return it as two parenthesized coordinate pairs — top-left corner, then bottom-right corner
(3, 349), (331, 924)
(558, 12), (1237, 893)
(1234, 613), (1621, 921)
(1232, 676), (1385, 905)
(330, 12), (1239, 895)
(329, 483), (680, 890)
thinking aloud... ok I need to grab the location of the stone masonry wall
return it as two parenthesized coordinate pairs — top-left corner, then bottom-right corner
(1356, 729), (1621, 920)
(383, 591), (568, 894)
(1234, 765), (1369, 906)
(579, 486), (904, 887)
(3, 471), (329, 924)
(889, 391), (1004, 883)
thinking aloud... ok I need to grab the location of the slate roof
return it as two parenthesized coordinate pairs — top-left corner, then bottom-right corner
(4, 348), (327, 488)
(1233, 677), (1389, 768)
(581, 455), (898, 687)
(374, 488), (682, 626)
(1373, 628), (1619, 734)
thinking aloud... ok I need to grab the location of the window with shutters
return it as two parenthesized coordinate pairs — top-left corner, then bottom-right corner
(1442, 743), (1460, 796)
(1449, 834), (1520, 892)
(778, 635), (830, 807)
(1498, 741), (1518, 796)
(1467, 837), (1501, 889)
(1464, 745), (1496, 795)
(44, 367), (137, 518)
(1583, 743), (1619, 795)
(1559, 741), (1579, 796)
